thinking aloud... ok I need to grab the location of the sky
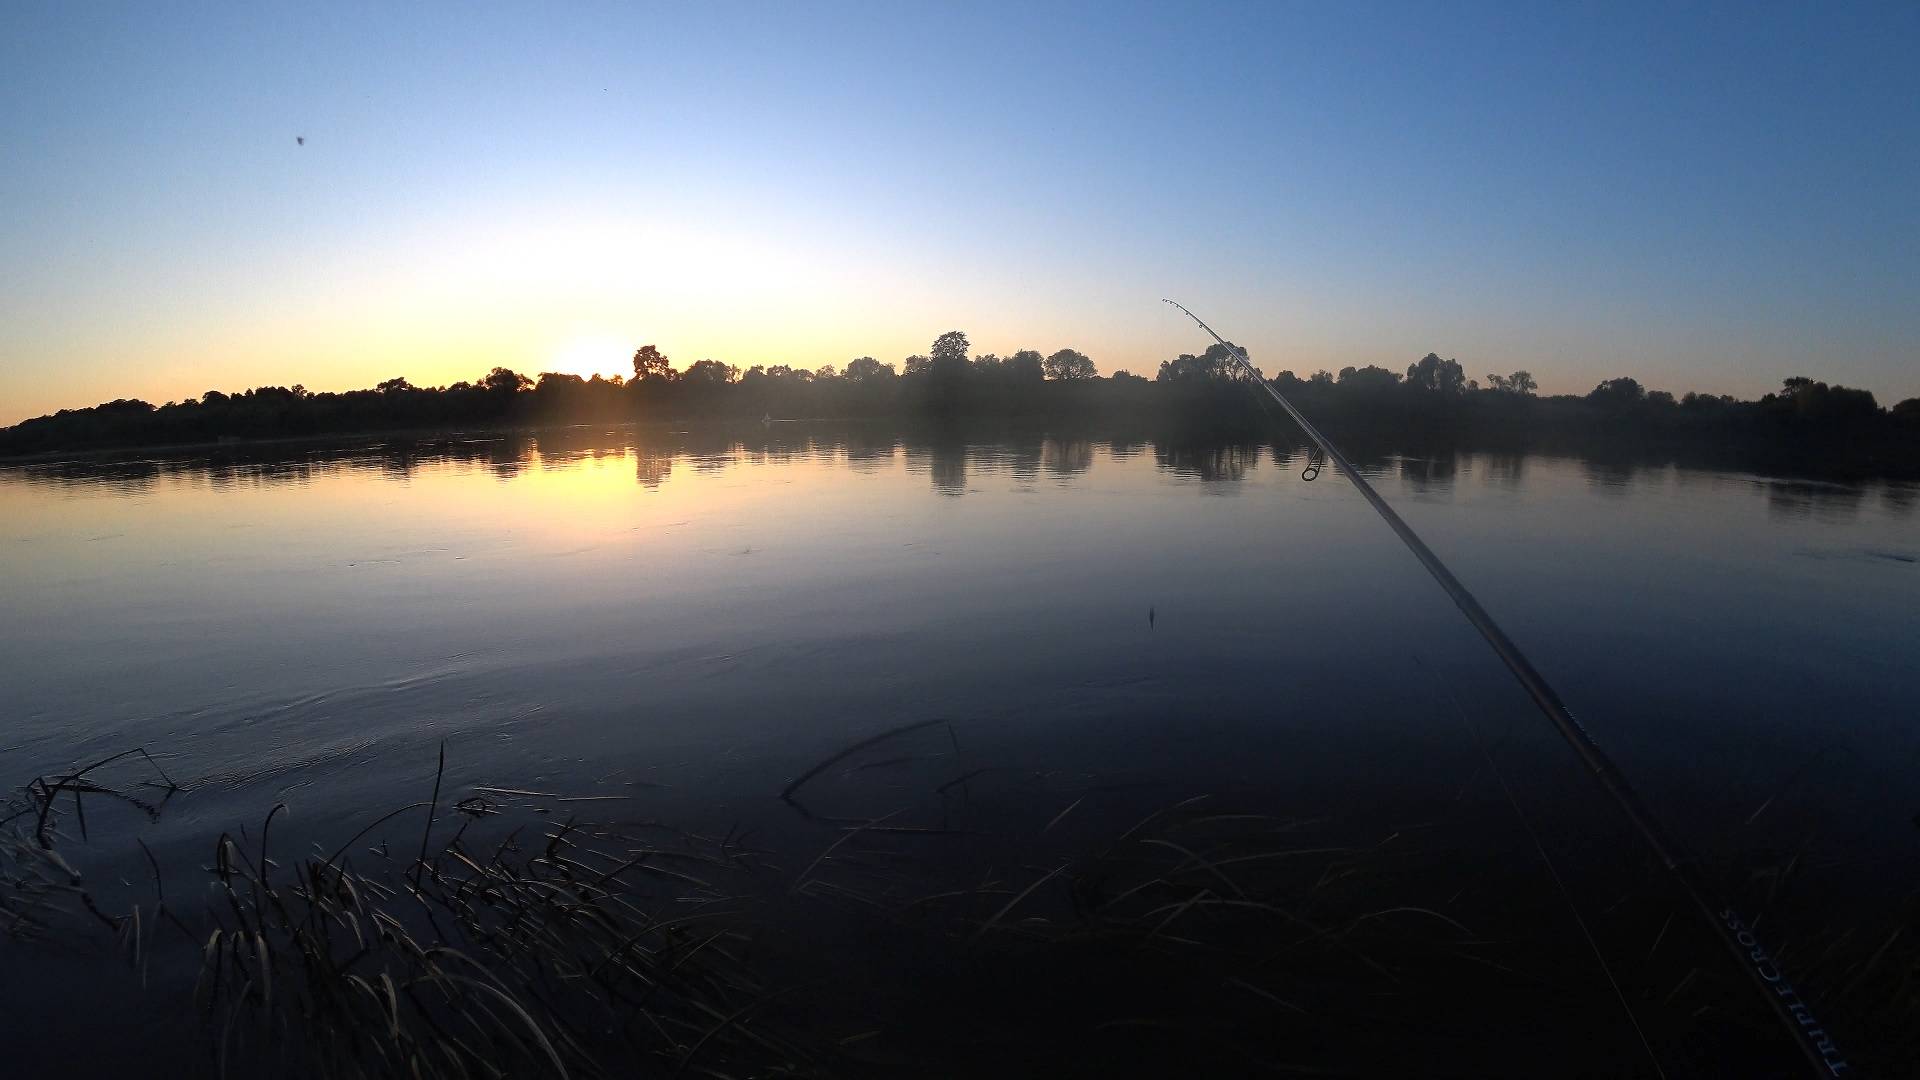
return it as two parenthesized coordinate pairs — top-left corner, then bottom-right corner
(2, 1), (1916, 425)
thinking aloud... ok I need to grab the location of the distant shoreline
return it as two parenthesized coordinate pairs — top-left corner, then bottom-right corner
(0, 425), (496, 467)
(0, 421), (684, 468)
(0, 416), (929, 468)
(5, 414), (1918, 486)
(7, 356), (1915, 481)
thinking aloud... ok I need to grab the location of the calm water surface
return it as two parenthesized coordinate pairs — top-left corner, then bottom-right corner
(2, 425), (1916, 929)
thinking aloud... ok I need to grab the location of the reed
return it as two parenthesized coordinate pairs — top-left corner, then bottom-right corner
(3, 728), (1913, 1077)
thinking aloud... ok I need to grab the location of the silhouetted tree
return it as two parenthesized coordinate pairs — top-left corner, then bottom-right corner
(1004, 349), (1045, 383)
(1762, 376), (1880, 426)
(1587, 377), (1646, 408)
(632, 344), (672, 383)
(1681, 391), (1737, 412)
(1157, 343), (1239, 382)
(1044, 348), (1096, 380)
(844, 357), (895, 383)
(683, 359), (736, 386)
(1405, 353), (1467, 395)
(1337, 365), (1401, 392)
(535, 372), (584, 392)
(929, 331), (971, 379)
(484, 367), (533, 394)
(1485, 371), (1536, 395)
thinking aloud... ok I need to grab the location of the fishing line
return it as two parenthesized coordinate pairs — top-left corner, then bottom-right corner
(1163, 299), (1850, 1078)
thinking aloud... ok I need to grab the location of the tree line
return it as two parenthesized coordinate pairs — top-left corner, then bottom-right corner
(3, 331), (1915, 469)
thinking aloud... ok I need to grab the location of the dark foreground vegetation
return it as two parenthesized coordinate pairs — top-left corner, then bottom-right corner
(3, 729), (1912, 1078)
(6, 332), (1917, 474)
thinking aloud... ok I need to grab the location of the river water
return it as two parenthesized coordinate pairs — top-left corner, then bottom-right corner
(1, 424), (1915, 1071)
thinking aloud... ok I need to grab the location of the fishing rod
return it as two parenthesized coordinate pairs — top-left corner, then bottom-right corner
(1162, 299), (1850, 1078)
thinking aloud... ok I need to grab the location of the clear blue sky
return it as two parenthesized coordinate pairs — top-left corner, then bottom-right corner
(3, 1), (1916, 424)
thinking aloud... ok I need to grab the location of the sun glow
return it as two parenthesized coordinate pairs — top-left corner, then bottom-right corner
(547, 335), (633, 382)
